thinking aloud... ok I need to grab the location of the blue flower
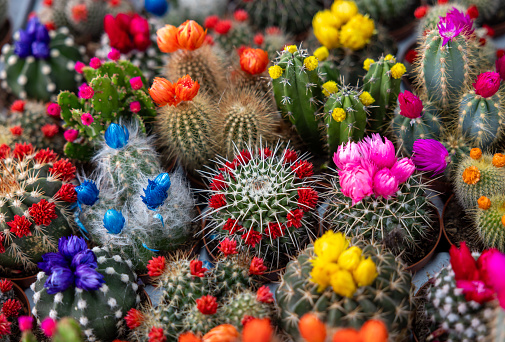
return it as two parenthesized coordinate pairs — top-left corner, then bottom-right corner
(35, 24), (50, 43)
(38, 252), (69, 275)
(74, 265), (105, 291)
(103, 209), (125, 234)
(144, 0), (169, 16)
(14, 41), (31, 58)
(25, 17), (40, 40)
(104, 123), (129, 149)
(44, 266), (74, 294)
(31, 41), (50, 59)
(154, 173), (171, 192)
(71, 250), (97, 269)
(141, 173), (171, 210)
(75, 180), (99, 206)
(58, 236), (88, 261)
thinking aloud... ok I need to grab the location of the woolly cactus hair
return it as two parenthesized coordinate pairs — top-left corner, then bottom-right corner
(0, 20), (84, 102)
(200, 142), (319, 269)
(0, 143), (77, 275)
(31, 238), (140, 342)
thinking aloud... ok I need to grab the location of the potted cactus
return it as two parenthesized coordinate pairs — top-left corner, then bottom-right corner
(0, 279), (30, 341)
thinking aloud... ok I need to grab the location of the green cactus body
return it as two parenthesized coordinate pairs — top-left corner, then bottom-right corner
(22, 317), (85, 342)
(218, 291), (272, 328)
(354, 0), (415, 24)
(0, 28), (84, 102)
(456, 0), (500, 21)
(214, 22), (254, 53)
(31, 246), (140, 342)
(453, 153), (505, 210)
(414, 30), (477, 111)
(442, 131), (472, 174)
(182, 305), (219, 335)
(272, 48), (324, 154)
(163, 0), (228, 25)
(276, 241), (413, 341)
(490, 306), (505, 342)
(363, 56), (402, 133)
(417, 4), (467, 34)
(213, 255), (256, 298)
(458, 90), (504, 150)
(0, 281), (15, 307)
(0, 145), (75, 274)
(261, 29), (290, 60)
(64, 0), (105, 38)
(474, 195), (505, 251)
(324, 86), (369, 159)
(318, 59), (340, 84)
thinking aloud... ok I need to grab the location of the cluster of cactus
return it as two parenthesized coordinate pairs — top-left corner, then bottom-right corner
(354, 0), (416, 25)
(31, 236), (140, 341)
(206, 15), (254, 54)
(0, 142), (76, 275)
(21, 317), (85, 342)
(78, 123), (196, 271)
(58, 58), (157, 161)
(0, 18), (84, 102)
(0, 279), (23, 341)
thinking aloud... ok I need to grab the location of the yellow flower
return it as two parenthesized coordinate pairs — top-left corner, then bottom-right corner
(345, 14), (375, 40)
(322, 81), (338, 96)
(268, 65), (283, 79)
(353, 257), (378, 286)
(384, 54), (395, 62)
(339, 26), (367, 51)
(359, 91), (375, 106)
(284, 45), (298, 53)
(363, 58), (375, 71)
(314, 25), (340, 50)
(330, 269), (357, 297)
(313, 10), (342, 30)
(391, 63), (406, 79)
(337, 246), (362, 271)
(314, 46), (329, 61)
(332, 108), (346, 122)
(313, 231), (349, 262)
(310, 260), (340, 292)
(330, 0), (358, 24)
(304, 56), (319, 71)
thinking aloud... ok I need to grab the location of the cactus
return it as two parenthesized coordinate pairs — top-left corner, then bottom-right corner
(474, 195), (505, 251)
(0, 19), (84, 102)
(441, 130), (473, 173)
(214, 21), (254, 54)
(218, 291), (272, 328)
(354, 0), (416, 24)
(31, 238), (140, 342)
(259, 27), (291, 61)
(417, 3), (467, 34)
(276, 239), (413, 341)
(453, 152), (505, 210)
(271, 46), (324, 154)
(59, 59), (157, 161)
(21, 317), (85, 342)
(0, 143), (76, 275)
(0, 280), (15, 306)
(163, 0), (228, 25)
(455, 0), (500, 21)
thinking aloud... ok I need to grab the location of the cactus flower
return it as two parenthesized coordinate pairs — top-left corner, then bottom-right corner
(214, 20), (232, 35)
(473, 72), (501, 98)
(74, 61), (85, 74)
(240, 48), (269, 75)
(129, 101), (141, 113)
(89, 57), (102, 69)
(174, 75), (200, 102)
(141, 175), (170, 210)
(412, 139), (449, 176)
(80, 113), (94, 126)
(78, 84), (94, 99)
(339, 165), (373, 205)
(496, 55), (505, 81)
(18, 316), (33, 332)
(333, 141), (361, 170)
(103, 209), (125, 234)
(372, 168), (399, 199)
(129, 76), (143, 90)
(337, 246), (362, 271)
(398, 91), (423, 119)
(360, 134), (396, 169)
(438, 15), (463, 46)
(41, 317), (57, 337)
(446, 8), (474, 36)
(390, 158), (415, 183)
(157, 24), (180, 53)
(485, 251), (505, 308)
(298, 314), (326, 342)
(352, 258), (378, 286)
(75, 180), (99, 206)
(330, 269), (356, 297)
(149, 77), (179, 106)
(105, 123), (130, 149)
(46, 103), (61, 118)
(108, 48), (121, 61)
(204, 15), (219, 29)
(177, 20), (207, 51)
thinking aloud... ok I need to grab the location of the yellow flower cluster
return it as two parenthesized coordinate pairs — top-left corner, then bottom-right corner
(312, 0), (375, 51)
(310, 231), (378, 297)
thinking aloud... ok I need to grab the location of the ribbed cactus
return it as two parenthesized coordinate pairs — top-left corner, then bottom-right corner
(163, 0), (228, 25)
(276, 240), (413, 341)
(31, 239), (140, 342)
(453, 152), (505, 210)
(441, 130), (473, 173)
(271, 46), (324, 154)
(0, 19), (84, 102)
(474, 195), (505, 251)
(354, 0), (415, 24)
(218, 291), (272, 327)
(0, 143), (76, 274)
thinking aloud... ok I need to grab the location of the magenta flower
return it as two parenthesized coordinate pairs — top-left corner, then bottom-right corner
(456, 279), (496, 304)
(81, 113), (94, 126)
(89, 57), (102, 69)
(333, 141), (361, 170)
(484, 251), (505, 309)
(372, 168), (399, 199)
(398, 91), (423, 119)
(108, 48), (121, 61)
(78, 84), (94, 99)
(41, 317), (57, 337)
(446, 7), (474, 36)
(74, 61), (85, 74)
(130, 101), (141, 113)
(64, 129), (79, 142)
(496, 55), (505, 81)
(18, 316), (33, 332)
(339, 165), (373, 205)
(473, 72), (501, 98)
(46, 103), (61, 118)
(390, 157), (416, 183)
(412, 139), (449, 176)
(130, 76), (143, 90)
(360, 134), (396, 169)
(437, 15), (463, 46)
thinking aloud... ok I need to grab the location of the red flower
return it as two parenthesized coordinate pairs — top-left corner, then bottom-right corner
(265, 27), (281, 35)
(1, 299), (21, 317)
(456, 280), (495, 304)
(0, 280), (13, 293)
(125, 308), (144, 329)
(241, 315), (255, 326)
(218, 238), (238, 256)
(234, 9), (249, 22)
(147, 256), (166, 277)
(291, 161), (314, 179)
(286, 209), (304, 229)
(0, 234), (5, 254)
(240, 48), (269, 75)
(249, 257), (267, 275)
(283, 149), (298, 164)
(209, 194), (226, 209)
(29, 200), (57, 226)
(6, 215), (32, 238)
(148, 327), (166, 342)
(405, 49), (418, 64)
(223, 218), (243, 234)
(10, 100), (25, 112)
(179, 332), (202, 342)
(0, 314), (11, 336)
(71, 4), (88, 22)
(204, 34), (214, 46)
(254, 33), (264, 46)
(0, 145), (10, 159)
(414, 5), (428, 19)
(297, 188), (318, 212)
(46, 103), (61, 118)
(41, 124), (59, 138)
(9, 126), (23, 136)
(256, 285), (273, 303)
(196, 295), (218, 315)
(104, 14), (134, 54)
(473, 72), (501, 98)
(477, 248), (500, 286)
(45, 21), (56, 31)
(219, 160), (238, 176)
(259, 147), (272, 159)
(49, 159), (76, 181)
(449, 242), (479, 281)
(466, 5), (479, 20)
(264, 222), (284, 239)
(483, 24), (495, 37)
(174, 75), (200, 102)
(190, 260), (207, 277)
(234, 150), (252, 165)
(34, 148), (58, 164)
(241, 229), (262, 247)
(177, 20), (207, 51)
(55, 184), (77, 203)
(214, 20), (232, 35)
(497, 49), (505, 59)
(204, 15), (219, 29)
(210, 173), (227, 191)
(149, 77), (179, 107)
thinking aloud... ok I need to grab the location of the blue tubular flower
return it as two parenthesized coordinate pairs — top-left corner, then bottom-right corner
(58, 236), (88, 261)
(38, 253), (69, 275)
(44, 266), (74, 294)
(141, 173), (171, 210)
(31, 41), (50, 59)
(74, 265), (105, 291)
(103, 209), (125, 234)
(75, 180), (100, 206)
(154, 173), (171, 192)
(71, 250), (97, 269)
(104, 123), (129, 149)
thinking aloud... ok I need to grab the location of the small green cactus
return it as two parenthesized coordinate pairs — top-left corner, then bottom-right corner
(217, 291), (272, 328)
(214, 20), (254, 54)
(163, 0), (228, 25)
(474, 195), (505, 251)
(441, 130), (473, 174)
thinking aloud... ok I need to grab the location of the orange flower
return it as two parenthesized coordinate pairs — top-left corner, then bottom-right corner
(202, 324), (239, 342)
(179, 332), (202, 342)
(501, 215), (505, 227)
(478, 196), (491, 210)
(492, 153), (505, 167)
(359, 320), (388, 342)
(157, 25), (180, 53)
(240, 48), (269, 75)
(462, 166), (481, 185)
(175, 75), (200, 102)
(299, 313), (326, 342)
(149, 77), (179, 107)
(177, 20), (207, 51)
(470, 148), (482, 160)
(331, 328), (361, 342)
(242, 318), (273, 342)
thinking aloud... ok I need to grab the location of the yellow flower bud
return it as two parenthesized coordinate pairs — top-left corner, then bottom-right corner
(313, 10), (342, 30)
(314, 25), (340, 50)
(310, 260), (340, 292)
(384, 54), (395, 62)
(322, 81), (338, 96)
(391, 63), (406, 79)
(353, 258), (378, 287)
(268, 65), (283, 79)
(314, 231), (349, 262)
(359, 91), (375, 106)
(363, 58), (375, 71)
(330, 0), (358, 24)
(330, 269), (357, 297)
(304, 56), (319, 71)
(337, 246), (362, 271)
(332, 108), (346, 122)
(285, 45), (298, 53)
(314, 46), (330, 61)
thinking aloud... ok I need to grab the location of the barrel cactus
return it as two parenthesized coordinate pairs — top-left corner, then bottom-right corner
(474, 194), (505, 251)
(354, 0), (416, 26)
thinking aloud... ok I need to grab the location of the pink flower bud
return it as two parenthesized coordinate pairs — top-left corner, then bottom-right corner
(473, 72), (501, 98)
(89, 57), (102, 69)
(339, 165), (373, 205)
(372, 168), (399, 199)
(75, 61), (85, 74)
(390, 157), (416, 183)
(496, 55), (505, 81)
(64, 129), (79, 142)
(108, 48), (121, 61)
(78, 84), (94, 99)
(46, 103), (61, 118)
(130, 76), (143, 90)
(81, 113), (94, 126)
(130, 101), (141, 113)
(18, 316), (33, 332)
(398, 91), (423, 119)
(333, 141), (361, 170)
(41, 317), (57, 337)
(360, 134), (396, 169)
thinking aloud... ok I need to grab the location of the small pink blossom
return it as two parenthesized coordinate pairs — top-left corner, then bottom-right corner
(496, 55), (505, 81)
(74, 61), (85, 74)
(438, 15), (463, 46)
(81, 113), (94, 126)
(89, 57), (102, 69)
(484, 250), (505, 309)
(456, 280), (496, 304)
(64, 129), (79, 142)
(78, 84), (94, 99)
(360, 134), (396, 169)
(339, 165), (373, 205)
(46, 103), (61, 118)
(108, 48), (121, 61)
(129, 76), (143, 90)
(41, 317), (57, 337)
(473, 72), (501, 98)
(18, 316), (33, 332)
(130, 101), (141, 113)
(390, 158), (415, 183)
(372, 168), (399, 199)
(398, 91), (423, 119)
(333, 141), (361, 170)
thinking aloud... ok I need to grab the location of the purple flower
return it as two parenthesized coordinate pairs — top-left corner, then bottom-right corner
(71, 250), (97, 269)
(44, 265), (74, 294)
(31, 41), (50, 59)
(497, 55), (505, 81)
(18, 316), (33, 332)
(360, 134), (396, 169)
(35, 24), (50, 43)
(18, 30), (32, 44)
(438, 15), (463, 46)
(14, 42), (31, 58)
(390, 157), (416, 183)
(25, 17), (40, 40)
(473, 72), (501, 98)
(74, 265), (105, 291)
(58, 236), (88, 261)
(446, 8), (474, 36)
(372, 168), (399, 199)
(412, 139), (450, 176)
(38, 252), (69, 275)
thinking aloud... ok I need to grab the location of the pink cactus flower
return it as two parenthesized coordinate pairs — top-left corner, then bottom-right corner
(398, 91), (423, 119)
(78, 84), (94, 99)
(333, 141), (361, 170)
(473, 72), (501, 98)
(360, 134), (396, 169)
(129, 76), (143, 90)
(18, 316), (33, 332)
(130, 101), (141, 113)
(390, 157), (416, 183)
(74, 61), (85, 74)
(372, 168), (399, 199)
(41, 317), (57, 337)
(438, 15), (463, 46)
(46, 103), (61, 118)
(64, 129), (79, 142)
(496, 55), (505, 81)
(81, 113), (94, 126)
(339, 165), (373, 205)
(108, 48), (121, 61)
(89, 57), (102, 69)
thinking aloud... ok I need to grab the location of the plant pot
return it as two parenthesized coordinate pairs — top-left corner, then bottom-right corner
(6, 274), (37, 290)
(12, 280), (31, 316)
(0, 19), (12, 51)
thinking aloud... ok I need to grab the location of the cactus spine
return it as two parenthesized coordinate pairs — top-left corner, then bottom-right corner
(474, 195), (505, 251)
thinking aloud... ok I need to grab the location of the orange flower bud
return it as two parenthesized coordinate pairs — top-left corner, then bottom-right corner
(242, 318), (273, 342)
(202, 324), (239, 342)
(157, 25), (180, 53)
(177, 20), (207, 51)
(299, 313), (326, 342)
(502, 214), (505, 227)
(240, 48), (269, 75)
(462, 166), (481, 185)
(331, 328), (361, 342)
(470, 148), (482, 160)
(149, 77), (179, 107)
(492, 153), (505, 167)
(174, 75), (200, 102)
(179, 332), (202, 342)
(359, 320), (388, 342)
(478, 196), (491, 210)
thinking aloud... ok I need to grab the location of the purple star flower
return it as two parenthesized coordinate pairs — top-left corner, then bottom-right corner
(38, 252), (69, 275)
(58, 236), (88, 261)
(438, 15), (464, 46)
(412, 139), (450, 176)
(71, 250), (97, 269)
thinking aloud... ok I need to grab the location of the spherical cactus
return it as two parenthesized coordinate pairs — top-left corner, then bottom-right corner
(354, 0), (416, 25)
(453, 151), (505, 211)
(213, 20), (254, 54)
(213, 253), (258, 298)
(0, 279), (15, 307)
(441, 130), (473, 174)
(218, 290), (272, 328)
(276, 235), (413, 341)
(163, 0), (228, 25)
(0, 18), (84, 102)
(417, 3), (467, 34)
(31, 237), (140, 342)
(474, 195), (505, 251)
(0, 143), (76, 275)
